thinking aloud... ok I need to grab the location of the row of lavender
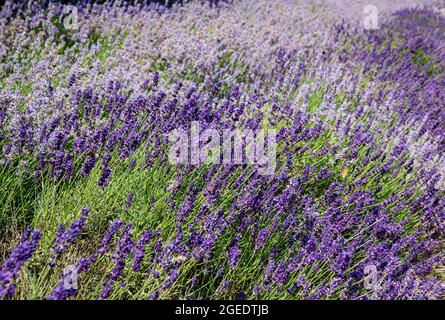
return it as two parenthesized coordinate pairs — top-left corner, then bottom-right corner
(0, 1), (444, 299)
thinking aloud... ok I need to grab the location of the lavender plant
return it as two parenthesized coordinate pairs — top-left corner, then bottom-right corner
(0, 0), (444, 300)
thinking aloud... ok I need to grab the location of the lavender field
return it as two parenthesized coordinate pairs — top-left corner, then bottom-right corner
(0, 0), (445, 300)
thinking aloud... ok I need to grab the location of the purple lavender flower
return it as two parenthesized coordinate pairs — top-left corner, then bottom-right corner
(126, 193), (134, 210)
(1, 229), (41, 299)
(98, 220), (124, 254)
(49, 207), (90, 267)
(132, 229), (153, 272)
(99, 224), (134, 299)
(227, 240), (241, 269)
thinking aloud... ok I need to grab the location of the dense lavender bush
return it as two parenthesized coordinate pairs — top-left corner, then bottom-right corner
(0, 0), (444, 300)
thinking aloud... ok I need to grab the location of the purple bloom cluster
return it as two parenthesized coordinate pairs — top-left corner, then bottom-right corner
(0, 229), (41, 299)
(48, 219), (124, 300)
(99, 224), (134, 299)
(49, 207), (90, 267)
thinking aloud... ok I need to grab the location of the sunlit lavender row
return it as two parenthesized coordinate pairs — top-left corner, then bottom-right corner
(0, 0), (444, 300)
